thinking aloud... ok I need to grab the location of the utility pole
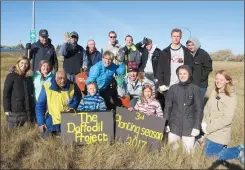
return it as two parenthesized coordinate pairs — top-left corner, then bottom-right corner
(32, 0), (35, 30)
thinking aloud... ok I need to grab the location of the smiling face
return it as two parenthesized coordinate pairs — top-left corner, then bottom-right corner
(40, 63), (50, 75)
(215, 73), (229, 90)
(109, 32), (117, 44)
(178, 68), (189, 82)
(55, 71), (67, 88)
(87, 83), (97, 96)
(143, 87), (152, 99)
(18, 59), (29, 72)
(128, 71), (138, 81)
(39, 36), (48, 45)
(125, 36), (133, 47)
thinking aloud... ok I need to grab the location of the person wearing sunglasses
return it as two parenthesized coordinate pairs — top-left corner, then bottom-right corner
(59, 31), (85, 82)
(103, 31), (121, 64)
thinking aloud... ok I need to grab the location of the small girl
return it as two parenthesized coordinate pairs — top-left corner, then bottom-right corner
(128, 84), (163, 118)
(77, 82), (107, 111)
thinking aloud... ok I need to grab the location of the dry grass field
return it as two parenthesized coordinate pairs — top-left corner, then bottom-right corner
(0, 52), (244, 169)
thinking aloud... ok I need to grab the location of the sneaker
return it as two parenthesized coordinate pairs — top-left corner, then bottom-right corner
(238, 144), (244, 165)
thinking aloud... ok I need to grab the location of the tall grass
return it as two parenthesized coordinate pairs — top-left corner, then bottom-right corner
(0, 52), (244, 169)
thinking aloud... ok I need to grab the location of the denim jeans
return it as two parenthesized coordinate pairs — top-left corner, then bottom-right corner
(200, 88), (207, 99)
(204, 139), (240, 160)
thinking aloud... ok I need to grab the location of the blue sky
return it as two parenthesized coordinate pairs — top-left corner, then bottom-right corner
(1, 1), (244, 54)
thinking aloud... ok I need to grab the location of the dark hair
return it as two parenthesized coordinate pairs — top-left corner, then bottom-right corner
(125, 35), (133, 42)
(108, 31), (117, 37)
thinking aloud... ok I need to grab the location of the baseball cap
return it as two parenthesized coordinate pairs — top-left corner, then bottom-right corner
(39, 29), (49, 37)
(128, 61), (139, 72)
(70, 31), (79, 38)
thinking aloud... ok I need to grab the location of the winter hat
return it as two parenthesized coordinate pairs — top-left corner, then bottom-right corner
(128, 61), (138, 72)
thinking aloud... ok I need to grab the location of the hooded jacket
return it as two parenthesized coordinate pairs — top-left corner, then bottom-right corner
(77, 92), (107, 111)
(117, 45), (141, 68)
(26, 38), (58, 72)
(187, 37), (213, 88)
(135, 41), (161, 76)
(202, 88), (237, 145)
(164, 65), (203, 136)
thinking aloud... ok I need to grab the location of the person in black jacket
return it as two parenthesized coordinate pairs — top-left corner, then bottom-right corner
(59, 31), (85, 82)
(186, 37), (213, 98)
(164, 65), (203, 153)
(135, 37), (161, 82)
(3, 56), (35, 129)
(25, 29), (58, 73)
(156, 28), (193, 109)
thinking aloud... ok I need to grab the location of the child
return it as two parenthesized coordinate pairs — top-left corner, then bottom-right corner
(77, 82), (107, 111)
(128, 84), (163, 118)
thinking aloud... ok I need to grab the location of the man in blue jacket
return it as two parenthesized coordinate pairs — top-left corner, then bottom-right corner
(25, 29), (58, 72)
(86, 50), (126, 110)
(36, 70), (81, 138)
(59, 31), (85, 82)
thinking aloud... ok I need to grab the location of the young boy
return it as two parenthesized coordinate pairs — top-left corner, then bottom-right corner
(77, 82), (107, 111)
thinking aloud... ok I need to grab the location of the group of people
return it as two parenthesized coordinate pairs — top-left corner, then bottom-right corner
(3, 28), (244, 165)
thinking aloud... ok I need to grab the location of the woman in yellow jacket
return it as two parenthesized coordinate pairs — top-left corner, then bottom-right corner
(202, 70), (244, 164)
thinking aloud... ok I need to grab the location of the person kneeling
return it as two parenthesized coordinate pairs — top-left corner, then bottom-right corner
(128, 84), (163, 118)
(36, 70), (80, 139)
(77, 82), (107, 111)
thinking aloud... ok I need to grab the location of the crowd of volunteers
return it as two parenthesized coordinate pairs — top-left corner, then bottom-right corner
(2, 28), (244, 164)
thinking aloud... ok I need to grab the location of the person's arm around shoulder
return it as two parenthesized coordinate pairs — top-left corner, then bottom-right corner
(206, 92), (237, 134)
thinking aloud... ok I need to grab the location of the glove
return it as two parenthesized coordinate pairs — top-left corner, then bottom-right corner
(115, 75), (125, 87)
(26, 43), (31, 49)
(158, 85), (169, 93)
(5, 112), (11, 116)
(142, 37), (148, 44)
(191, 128), (200, 137)
(201, 122), (209, 134)
(165, 125), (170, 133)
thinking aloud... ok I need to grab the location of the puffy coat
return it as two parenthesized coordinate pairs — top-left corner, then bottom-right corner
(86, 61), (126, 91)
(134, 98), (163, 118)
(77, 92), (107, 111)
(117, 76), (155, 99)
(3, 72), (35, 122)
(202, 89), (237, 145)
(33, 71), (55, 102)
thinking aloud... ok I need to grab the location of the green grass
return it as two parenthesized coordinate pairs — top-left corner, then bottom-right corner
(0, 52), (244, 169)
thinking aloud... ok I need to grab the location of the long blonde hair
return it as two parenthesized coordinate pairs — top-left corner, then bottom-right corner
(215, 70), (234, 96)
(15, 56), (31, 76)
